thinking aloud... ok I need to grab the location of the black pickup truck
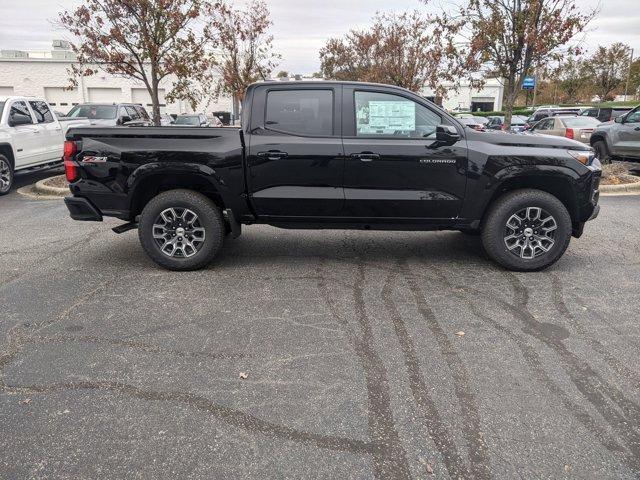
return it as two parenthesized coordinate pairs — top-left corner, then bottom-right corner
(63, 81), (601, 271)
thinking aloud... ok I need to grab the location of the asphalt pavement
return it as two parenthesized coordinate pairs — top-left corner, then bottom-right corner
(1, 171), (639, 479)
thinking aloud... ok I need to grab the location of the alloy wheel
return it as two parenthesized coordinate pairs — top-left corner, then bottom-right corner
(0, 159), (11, 193)
(503, 207), (557, 259)
(152, 207), (206, 258)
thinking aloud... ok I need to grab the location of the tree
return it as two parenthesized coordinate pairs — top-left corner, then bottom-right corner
(555, 57), (590, 103)
(276, 70), (290, 79)
(209, 0), (280, 116)
(584, 43), (633, 102)
(629, 58), (640, 100)
(432, 0), (595, 126)
(59, 0), (215, 125)
(319, 11), (452, 93)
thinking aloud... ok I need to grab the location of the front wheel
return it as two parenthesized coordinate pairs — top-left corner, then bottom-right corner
(138, 189), (225, 271)
(481, 189), (572, 271)
(0, 155), (14, 196)
(593, 140), (611, 165)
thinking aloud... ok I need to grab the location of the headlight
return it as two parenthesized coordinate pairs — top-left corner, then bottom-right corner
(567, 149), (594, 166)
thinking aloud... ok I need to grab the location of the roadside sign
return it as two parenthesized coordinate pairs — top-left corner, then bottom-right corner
(522, 77), (536, 90)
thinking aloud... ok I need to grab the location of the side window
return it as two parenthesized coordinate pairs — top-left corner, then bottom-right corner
(136, 106), (149, 120)
(534, 119), (551, 131)
(355, 91), (440, 138)
(125, 106), (140, 120)
(626, 109), (640, 124)
(29, 101), (54, 123)
(265, 89), (333, 136)
(9, 101), (33, 124)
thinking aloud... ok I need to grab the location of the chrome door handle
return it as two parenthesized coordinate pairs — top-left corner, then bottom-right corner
(351, 152), (380, 162)
(257, 150), (288, 160)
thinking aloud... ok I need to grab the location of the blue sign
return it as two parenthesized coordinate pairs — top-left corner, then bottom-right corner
(522, 76), (536, 90)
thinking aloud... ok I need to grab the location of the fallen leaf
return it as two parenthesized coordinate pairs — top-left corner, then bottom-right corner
(455, 331), (465, 337)
(426, 462), (435, 475)
(239, 372), (248, 379)
(20, 398), (31, 405)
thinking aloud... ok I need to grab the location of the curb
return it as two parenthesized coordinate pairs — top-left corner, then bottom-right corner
(34, 176), (69, 197)
(600, 178), (640, 196)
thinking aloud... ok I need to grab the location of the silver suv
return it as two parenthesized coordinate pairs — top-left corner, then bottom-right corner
(590, 105), (640, 163)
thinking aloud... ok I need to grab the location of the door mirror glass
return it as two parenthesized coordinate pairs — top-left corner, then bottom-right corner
(615, 116), (624, 124)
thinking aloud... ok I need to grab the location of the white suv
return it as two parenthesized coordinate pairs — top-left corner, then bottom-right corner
(0, 96), (89, 195)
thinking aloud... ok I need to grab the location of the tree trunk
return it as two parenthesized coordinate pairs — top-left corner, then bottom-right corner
(503, 76), (517, 128)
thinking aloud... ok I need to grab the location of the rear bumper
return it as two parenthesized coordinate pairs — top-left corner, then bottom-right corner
(64, 196), (103, 222)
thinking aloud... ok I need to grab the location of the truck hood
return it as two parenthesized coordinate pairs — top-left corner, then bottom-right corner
(466, 130), (591, 151)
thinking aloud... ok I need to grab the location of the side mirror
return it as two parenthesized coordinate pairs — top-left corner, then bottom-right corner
(9, 113), (33, 127)
(615, 116), (624, 124)
(117, 115), (132, 125)
(436, 125), (460, 143)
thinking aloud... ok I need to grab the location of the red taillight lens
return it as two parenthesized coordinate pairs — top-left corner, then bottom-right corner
(63, 141), (79, 182)
(565, 128), (574, 139)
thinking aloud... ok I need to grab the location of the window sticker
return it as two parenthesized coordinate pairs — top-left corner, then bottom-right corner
(357, 101), (416, 135)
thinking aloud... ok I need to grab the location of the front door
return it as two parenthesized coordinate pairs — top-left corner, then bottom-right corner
(247, 86), (344, 218)
(614, 107), (640, 157)
(7, 101), (40, 169)
(341, 87), (467, 220)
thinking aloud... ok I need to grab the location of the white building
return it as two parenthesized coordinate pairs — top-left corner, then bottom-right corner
(0, 40), (233, 116)
(422, 78), (505, 113)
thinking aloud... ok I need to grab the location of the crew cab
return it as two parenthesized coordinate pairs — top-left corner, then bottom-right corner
(0, 96), (89, 195)
(63, 81), (601, 272)
(590, 105), (640, 163)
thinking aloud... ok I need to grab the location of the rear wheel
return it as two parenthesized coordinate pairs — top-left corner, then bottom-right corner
(481, 189), (572, 271)
(0, 155), (14, 196)
(138, 189), (225, 271)
(593, 140), (611, 165)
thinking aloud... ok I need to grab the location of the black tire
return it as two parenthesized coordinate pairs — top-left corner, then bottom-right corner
(593, 140), (611, 165)
(0, 154), (14, 196)
(138, 189), (225, 271)
(481, 189), (572, 272)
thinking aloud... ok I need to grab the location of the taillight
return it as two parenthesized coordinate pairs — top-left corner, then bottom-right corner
(63, 140), (79, 182)
(565, 128), (574, 140)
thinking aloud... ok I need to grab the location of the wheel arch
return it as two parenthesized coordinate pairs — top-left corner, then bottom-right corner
(482, 174), (579, 229)
(129, 172), (227, 219)
(0, 143), (15, 168)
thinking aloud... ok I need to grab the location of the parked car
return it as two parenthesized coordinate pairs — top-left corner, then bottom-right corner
(65, 103), (153, 127)
(529, 115), (601, 143)
(486, 115), (528, 133)
(0, 96), (90, 195)
(457, 116), (486, 131)
(525, 109), (579, 129)
(63, 81), (601, 272)
(159, 114), (174, 126)
(590, 105), (640, 163)
(173, 114), (210, 127)
(580, 106), (633, 123)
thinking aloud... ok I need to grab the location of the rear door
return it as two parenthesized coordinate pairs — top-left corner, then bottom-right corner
(341, 86), (467, 219)
(29, 100), (63, 162)
(246, 85), (344, 217)
(6, 100), (40, 168)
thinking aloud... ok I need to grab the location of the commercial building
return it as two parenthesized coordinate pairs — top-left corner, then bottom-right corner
(0, 40), (232, 116)
(422, 78), (505, 112)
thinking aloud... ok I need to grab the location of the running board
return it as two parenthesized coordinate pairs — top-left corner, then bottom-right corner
(112, 222), (138, 234)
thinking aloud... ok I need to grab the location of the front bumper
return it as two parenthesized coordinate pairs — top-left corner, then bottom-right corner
(64, 196), (103, 222)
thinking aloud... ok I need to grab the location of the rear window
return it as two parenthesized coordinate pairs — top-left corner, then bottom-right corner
(67, 104), (118, 119)
(29, 101), (54, 123)
(265, 89), (333, 136)
(563, 117), (601, 128)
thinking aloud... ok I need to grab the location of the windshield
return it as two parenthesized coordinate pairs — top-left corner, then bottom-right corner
(562, 117), (601, 128)
(66, 104), (118, 120)
(174, 116), (200, 126)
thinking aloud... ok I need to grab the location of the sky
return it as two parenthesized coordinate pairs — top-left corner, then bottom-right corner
(0, 0), (638, 74)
